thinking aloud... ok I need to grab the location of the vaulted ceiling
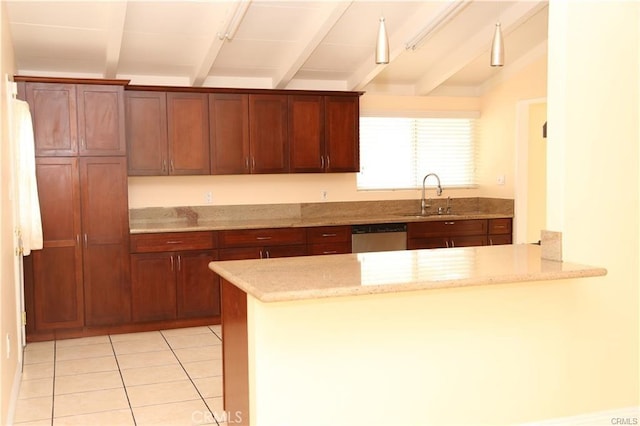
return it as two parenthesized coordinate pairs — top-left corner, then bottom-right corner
(5, 0), (548, 96)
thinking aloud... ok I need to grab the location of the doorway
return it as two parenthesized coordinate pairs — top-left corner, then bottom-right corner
(515, 99), (547, 244)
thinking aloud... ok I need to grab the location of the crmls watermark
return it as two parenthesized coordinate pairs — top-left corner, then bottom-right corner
(611, 418), (638, 425)
(192, 410), (243, 424)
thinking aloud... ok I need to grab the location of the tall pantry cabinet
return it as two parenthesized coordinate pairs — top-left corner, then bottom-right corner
(18, 78), (131, 338)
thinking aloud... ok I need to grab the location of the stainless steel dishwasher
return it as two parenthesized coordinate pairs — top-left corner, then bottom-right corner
(351, 223), (407, 253)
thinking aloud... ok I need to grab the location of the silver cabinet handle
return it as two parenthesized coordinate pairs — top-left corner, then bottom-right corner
(256, 236), (272, 241)
(451, 240), (455, 248)
(320, 156), (325, 169)
(245, 157), (250, 170)
(445, 221), (455, 225)
(489, 238), (494, 245)
(265, 250), (270, 258)
(170, 160), (174, 173)
(323, 251), (337, 254)
(162, 159), (167, 173)
(170, 255), (175, 271)
(326, 156), (330, 169)
(165, 240), (183, 244)
(177, 255), (182, 271)
(321, 233), (337, 238)
(83, 234), (88, 247)
(252, 157), (256, 169)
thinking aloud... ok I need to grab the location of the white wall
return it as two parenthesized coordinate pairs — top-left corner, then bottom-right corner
(544, 0), (639, 415)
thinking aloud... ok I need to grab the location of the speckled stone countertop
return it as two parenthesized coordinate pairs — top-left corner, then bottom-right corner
(208, 245), (607, 303)
(130, 198), (513, 233)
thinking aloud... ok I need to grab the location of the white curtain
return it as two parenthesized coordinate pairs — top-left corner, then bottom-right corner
(13, 98), (43, 255)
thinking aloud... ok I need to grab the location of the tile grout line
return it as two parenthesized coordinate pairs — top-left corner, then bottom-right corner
(108, 335), (138, 426)
(159, 328), (221, 426)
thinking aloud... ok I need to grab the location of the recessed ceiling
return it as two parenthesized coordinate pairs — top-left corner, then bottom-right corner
(5, 0), (548, 95)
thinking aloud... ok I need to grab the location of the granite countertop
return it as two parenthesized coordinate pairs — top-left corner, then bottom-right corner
(208, 244), (607, 303)
(130, 211), (512, 233)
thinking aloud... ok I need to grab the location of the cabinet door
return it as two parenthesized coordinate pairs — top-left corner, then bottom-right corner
(407, 238), (448, 250)
(324, 96), (359, 172)
(77, 85), (126, 156)
(210, 93), (250, 174)
(450, 235), (488, 248)
(126, 91), (168, 175)
(80, 157), (131, 326)
(32, 158), (84, 330)
(177, 251), (221, 318)
(488, 234), (512, 245)
(26, 83), (78, 156)
(289, 95), (324, 172)
(219, 247), (263, 260)
(167, 92), (210, 175)
(131, 253), (177, 322)
(249, 94), (289, 173)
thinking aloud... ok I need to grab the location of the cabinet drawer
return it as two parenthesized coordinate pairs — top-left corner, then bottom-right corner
(408, 219), (487, 238)
(130, 231), (216, 253)
(218, 228), (306, 248)
(308, 242), (351, 256)
(488, 218), (512, 235)
(306, 226), (350, 244)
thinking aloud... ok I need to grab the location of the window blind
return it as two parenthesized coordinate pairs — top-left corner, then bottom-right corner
(357, 117), (478, 190)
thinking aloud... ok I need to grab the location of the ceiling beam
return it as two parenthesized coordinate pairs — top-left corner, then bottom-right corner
(191, 1), (246, 87)
(347, 1), (466, 92)
(272, 1), (352, 89)
(414, 1), (547, 96)
(104, 2), (128, 79)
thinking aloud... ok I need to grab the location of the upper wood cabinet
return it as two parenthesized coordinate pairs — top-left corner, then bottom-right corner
(125, 91), (168, 175)
(209, 93), (289, 174)
(289, 95), (324, 172)
(248, 94), (289, 174)
(209, 93), (249, 174)
(289, 95), (360, 173)
(26, 83), (125, 156)
(167, 92), (210, 175)
(126, 91), (210, 175)
(324, 96), (359, 172)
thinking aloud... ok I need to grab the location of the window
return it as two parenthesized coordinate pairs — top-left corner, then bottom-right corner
(357, 116), (478, 190)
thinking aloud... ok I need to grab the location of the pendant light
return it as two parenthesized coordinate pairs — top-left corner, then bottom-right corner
(375, 17), (389, 64)
(490, 22), (504, 67)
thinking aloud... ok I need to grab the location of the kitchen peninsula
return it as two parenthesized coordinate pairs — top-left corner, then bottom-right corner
(208, 244), (606, 426)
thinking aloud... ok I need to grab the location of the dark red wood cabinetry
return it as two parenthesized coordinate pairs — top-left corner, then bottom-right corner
(324, 96), (360, 172)
(128, 87), (361, 176)
(288, 95), (359, 173)
(209, 93), (250, 175)
(26, 82), (125, 156)
(219, 228), (307, 260)
(19, 78), (131, 340)
(130, 232), (220, 322)
(126, 91), (210, 175)
(408, 218), (512, 249)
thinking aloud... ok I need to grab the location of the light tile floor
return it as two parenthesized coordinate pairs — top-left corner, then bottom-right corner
(14, 325), (228, 426)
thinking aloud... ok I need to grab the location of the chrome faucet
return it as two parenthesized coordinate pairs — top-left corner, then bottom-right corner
(421, 173), (443, 215)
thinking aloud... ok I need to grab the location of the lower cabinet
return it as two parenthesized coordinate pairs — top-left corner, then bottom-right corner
(306, 226), (351, 255)
(218, 228), (307, 260)
(408, 218), (512, 250)
(130, 232), (220, 323)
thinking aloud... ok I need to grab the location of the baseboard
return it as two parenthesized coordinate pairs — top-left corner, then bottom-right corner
(521, 406), (640, 425)
(5, 359), (23, 426)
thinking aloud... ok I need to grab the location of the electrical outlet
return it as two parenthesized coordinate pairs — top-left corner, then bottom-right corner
(204, 191), (213, 204)
(497, 175), (505, 185)
(320, 190), (328, 201)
